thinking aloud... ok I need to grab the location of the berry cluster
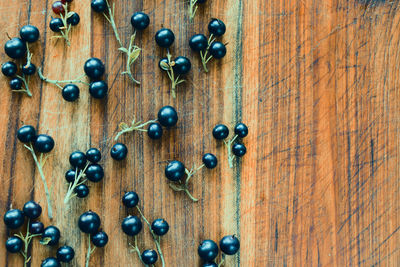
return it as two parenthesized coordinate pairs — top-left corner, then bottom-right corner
(17, 125), (55, 219)
(189, 18), (227, 72)
(213, 123), (248, 168)
(41, 244), (75, 267)
(2, 25), (40, 96)
(78, 211), (109, 267)
(63, 148), (104, 204)
(121, 192), (168, 266)
(198, 235), (240, 266)
(188, 0), (207, 21)
(49, 0), (80, 46)
(156, 28), (191, 98)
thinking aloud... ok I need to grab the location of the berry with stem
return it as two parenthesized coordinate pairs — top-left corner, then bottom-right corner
(14, 220), (42, 266)
(89, 80), (108, 99)
(38, 67), (88, 90)
(110, 143), (128, 160)
(3, 209), (24, 229)
(20, 25), (40, 43)
(78, 211), (101, 234)
(84, 57), (105, 80)
(232, 143), (246, 157)
(115, 116), (157, 141)
(6, 236), (23, 253)
(198, 239), (219, 261)
(209, 41), (227, 59)
(219, 235), (240, 255)
(29, 221), (44, 234)
(56, 245), (75, 262)
(188, 0), (207, 21)
(50, 3), (77, 46)
(23, 201), (42, 219)
(208, 19), (226, 36)
(2, 61), (18, 77)
(158, 50), (187, 98)
(40, 226), (60, 246)
(75, 184), (89, 198)
(141, 249), (158, 264)
(64, 162), (90, 204)
(122, 191), (139, 208)
(86, 148), (101, 163)
(91, 231), (108, 247)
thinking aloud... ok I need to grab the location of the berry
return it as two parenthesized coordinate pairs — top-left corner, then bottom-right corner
(10, 77), (22, 90)
(41, 257), (61, 267)
(3, 209), (24, 229)
(122, 191), (139, 208)
(29, 221), (44, 234)
(85, 164), (104, 182)
(212, 124), (229, 140)
(69, 151), (87, 168)
(158, 57), (169, 71)
(17, 125), (36, 143)
(202, 153), (218, 169)
(155, 28), (175, 48)
(165, 160), (185, 181)
(42, 226), (61, 246)
(219, 235), (240, 255)
(86, 148), (101, 163)
(121, 215), (142, 236)
(131, 12), (150, 30)
(157, 106), (178, 127)
(2, 61), (17, 77)
(61, 0), (73, 3)
(5, 236), (23, 253)
(198, 240), (219, 261)
(172, 56), (191, 75)
(84, 57), (105, 79)
(34, 134), (55, 153)
(4, 38), (26, 59)
(208, 19), (226, 36)
(75, 184), (89, 198)
(141, 249), (158, 264)
(209, 42), (226, 59)
(91, 0), (107, 13)
(151, 219), (169, 236)
(65, 169), (76, 183)
(20, 25), (40, 43)
(234, 123), (248, 138)
(89, 80), (108, 99)
(52, 1), (65, 14)
(67, 12), (80, 26)
(232, 143), (246, 157)
(49, 18), (64, 32)
(147, 123), (163, 140)
(198, 0), (207, 2)
(110, 143), (128, 161)
(22, 63), (36, 75)
(78, 211), (101, 234)
(56, 245), (75, 262)
(23, 200), (42, 219)
(91, 231), (108, 247)
(203, 263), (217, 267)
(62, 84), (80, 102)
(189, 34), (208, 51)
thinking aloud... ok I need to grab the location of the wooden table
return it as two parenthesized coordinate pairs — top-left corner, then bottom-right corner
(1, 0), (399, 266)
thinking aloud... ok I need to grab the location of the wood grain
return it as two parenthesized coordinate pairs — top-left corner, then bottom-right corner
(0, 0), (399, 266)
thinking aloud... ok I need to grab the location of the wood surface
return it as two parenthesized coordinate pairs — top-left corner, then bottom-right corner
(1, 0), (400, 266)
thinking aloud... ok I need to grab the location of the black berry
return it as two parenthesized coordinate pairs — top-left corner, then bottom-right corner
(34, 134), (55, 153)
(84, 57), (105, 80)
(147, 123), (163, 140)
(141, 249), (158, 264)
(209, 42), (226, 59)
(208, 19), (226, 36)
(85, 164), (104, 182)
(110, 143), (128, 161)
(67, 12), (80, 26)
(219, 235), (240, 255)
(65, 169), (76, 183)
(122, 191), (139, 208)
(20, 25), (40, 43)
(158, 57), (169, 71)
(202, 153), (218, 169)
(203, 263), (217, 267)
(49, 18), (64, 33)
(151, 219), (169, 236)
(57, 245), (75, 262)
(91, 0), (107, 13)
(23, 200), (42, 219)
(173, 56), (191, 75)
(198, 239), (219, 261)
(234, 123), (248, 138)
(2, 61), (17, 77)
(4, 38), (26, 59)
(91, 231), (108, 247)
(78, 211), (101, 234)
(165, 160), (185, 181)
(89, 80), (108, 99)
(41, 257), (61, 267)
(121, 215), (142, 236)
(86, 148), (101, 163)
(157, 106), (178, 127)
(155, 28), (175, 48)
(5, 236), (23, 253)
(189, 34), (208, 51)
(17, 125), (36, 143)
(232, 143), (246, 157)
(10, 77), (23, 90)
(212, 124), (229, 140)
(3, 209), (24, 229)
(62, 84), (80, 102)
(131, 12), (150, 30)
(22, 63), (36, 75)
(75, 184), (89, 198)
(29, 221), (44, 234)
(42, 226), (61, 246)
(69, 151), (87, 168)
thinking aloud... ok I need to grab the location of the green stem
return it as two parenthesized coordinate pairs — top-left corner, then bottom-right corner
(38, 67), (88, 89)
(52, 3), (71, 46)
(15, 220), (41, 266)
(224, 135), (238, 168)
(85, 234), (95, 267)
(115, 119), (157, 141)
(104, 0), (123, 47)
(15, 74), (32, 97)
(189, 0), (198, 21)
(64, 163), (90, 204)
(199, 34), (215, 72)
(166, 51), (177, 98)
(217, 254), (226, 267)
(169, 164), (204, 202)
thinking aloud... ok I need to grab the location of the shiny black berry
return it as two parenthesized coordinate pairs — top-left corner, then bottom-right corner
(84, 57), (105, 80)
(208, 19), (226, 36)
(189, 34), (208, 51)
(141, 249), (158, 264)
(151, 219), (169, 236)
(209, 42), (226, 59)
(91, 0), (107, 13)
(219, 235), (240, 255)
(89, 80), (108, 99)
(67, 12), (80, 26)
(10, 77), (23, 90)
(2, 61), (17, 77)
(5, 236), (23, 253)
(65, 169), (76, 183)
(91, 231), (108, 247)
(212, 124), (229, 140)
(234, 123), (248, 138)
(110, 143), (128, 161)
(56, 245), (75, 262)
(62, 84), (80, 102)
(86, 148), (101, 163)
(197, 0), (207, 3)
(34, 134), (55, 153)
(20, 25), (40, 43)
(172, 56), (191, 75)
(29, 221), (44, 234)
(75, 184), (89, 198)
(157, 106), (178, 127)
(198, 239), (219, 261)
(165, 160), (185, 181)
(232, 143), (246, 157)
(121, 215), (142, 236)
(69, 151), (87, 168)
(131, 12), (150, 30)
(23, 200), (42, 219)
(78, 211), (101, 234)
(41, 257), (61, 267)
(155, 28), (175, 48)
(17, 125), (36, 143)
(49, 18), (64, 32)
(85, 164), (104, 182)
(42, 226), (61, 246)
(203, 263), (217, 267)
(22, 63), (36, 75)
(3, 209), (24, 229)
(52, 1), (65, 14)
(202, 153), (218, 169)
(147, 123), (163, 140)
(122, 191), (139, 208)
(4, 38), (26, 59)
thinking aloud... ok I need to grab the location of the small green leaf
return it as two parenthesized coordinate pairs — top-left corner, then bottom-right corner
(40, 237), (52, 245)
(118, 47), (129, 54)
(128, 49), (141, 65)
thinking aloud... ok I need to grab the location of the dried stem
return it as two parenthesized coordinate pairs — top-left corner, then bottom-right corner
(115, 118), (157, 141)
(224, 135), (238, 168)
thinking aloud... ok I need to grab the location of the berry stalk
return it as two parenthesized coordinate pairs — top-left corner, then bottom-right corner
(52, 3), (74, 46)
(224, 135), (238, 168)
(188, 0), (198, 21)
(162, 51), (185, 98)
(64, 163), (90, 204)
(85, 234), (96, 267)
(38, 67), (88, 89)
(217, 253), (226, 267)
(199, 34), (215, 72)
(115, 118), (157, 141)
(169, 164), (205, 202)
(14, 221), (41, 267)
(13, 43), (33, 96)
